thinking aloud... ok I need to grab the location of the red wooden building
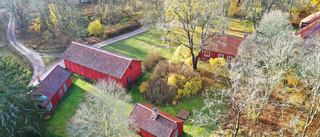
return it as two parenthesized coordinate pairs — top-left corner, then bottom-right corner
(199, 35), (243, 62)
(130, 103), (184, 137)
(296, 11), (320, 38)
(63, 42), (142, 87)
(32, 65), (72, 116)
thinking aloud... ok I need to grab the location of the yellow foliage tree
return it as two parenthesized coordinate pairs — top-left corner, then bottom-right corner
(312, 0), (320, 9)
(88, 20), (103, 36)
(209, 58), (227, 67)
(29, 17), (42, 34)
(139, 82), (149, 93)
(172, 46), (192, 61)
(183, 76), (202, 98)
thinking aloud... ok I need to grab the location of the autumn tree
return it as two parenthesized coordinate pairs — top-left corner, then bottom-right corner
(67, 79), (135, 136)
(238, 10), (304, 116)
(88, 20), (103, 36)
(0, 55), (45, 136)
(145, 0), (230, 70)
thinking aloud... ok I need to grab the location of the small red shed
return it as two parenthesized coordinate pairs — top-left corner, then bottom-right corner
(199, 35), (243, 62)
(130, 103), (184, 137)
(32, 65), (72, 116)
(63, 42), (142, 87)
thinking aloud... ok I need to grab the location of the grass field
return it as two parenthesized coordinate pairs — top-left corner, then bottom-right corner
(102, 29), (177, 61)
(40, 77), (91, 137)
(42, 57), (62, 67)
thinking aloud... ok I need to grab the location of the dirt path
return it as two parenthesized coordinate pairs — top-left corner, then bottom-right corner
(5, 12), (47, 86)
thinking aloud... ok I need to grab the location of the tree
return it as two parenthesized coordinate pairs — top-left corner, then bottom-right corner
(88, 20), (103, 36)
(67, 79), (135, 136)
(145, 0), (229, 70)
(238, 10), (304, 116)
(190, 60), (261, 136)
(0, 55), (45, 136)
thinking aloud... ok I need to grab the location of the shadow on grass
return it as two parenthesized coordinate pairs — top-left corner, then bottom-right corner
(40, 83), (87, 137)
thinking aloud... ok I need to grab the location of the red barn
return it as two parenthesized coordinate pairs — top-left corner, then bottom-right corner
(199, 35), (243, 62)
(62, 42), (142, 87)
(32, 65), (72, 116)
(130, 103), (184, 137)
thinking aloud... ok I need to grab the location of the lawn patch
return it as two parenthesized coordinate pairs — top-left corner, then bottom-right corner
(102, 29), (176, 61)
(40, 77), (91, 136)
(42, 57), (61, 67)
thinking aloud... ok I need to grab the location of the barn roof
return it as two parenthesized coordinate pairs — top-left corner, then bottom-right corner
(203, 35), (243, 56)
(32, 65), (72, 107)
(130, 103), (184, 137)
(62, 42), (142, 79)
(299, 11), (320, 28)
(296, 21), (320, 38)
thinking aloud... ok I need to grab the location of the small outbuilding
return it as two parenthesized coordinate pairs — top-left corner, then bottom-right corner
(199, 35), (243, 62)
(32, 65), (72, 116)
(130, 103), (184, 137)
(296, 11), (320, 38)
(63, 42), (142, 87)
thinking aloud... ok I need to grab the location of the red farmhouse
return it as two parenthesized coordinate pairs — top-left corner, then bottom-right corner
(32, 65), (72, 116)
(296, 11), (320, 38)
(63, 42), (142, 87)
(199, 35), (243, 62)
(130, 103), (184, 137)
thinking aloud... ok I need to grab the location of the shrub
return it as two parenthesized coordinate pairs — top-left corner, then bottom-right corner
(120, 17), (131, 24)
(88, 20), (103, 36)
(103, 20), (141, 38)
(144, 51), (163, 71)
(139, 81), (149, 93)
(209, 58), (227, 67)
(145, 78), (176, 106)
(185, 57), (193, 66)
(172, 46), (191, 61)
(183, 76), (202, 98)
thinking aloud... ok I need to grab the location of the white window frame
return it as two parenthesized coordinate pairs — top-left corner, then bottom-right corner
(63, 83), (67, 92)
(218, 54), (224, 58)
(46, 101), (52, 111)
(59, 89), (63, 95)
(227, 56), (233, 62)
(204, 51), (210, 57)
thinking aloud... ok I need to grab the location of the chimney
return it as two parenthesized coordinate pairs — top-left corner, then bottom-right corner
(244, 33), (248, 39)
(37, 76), (41, 82)
(152, 108), (159, 120)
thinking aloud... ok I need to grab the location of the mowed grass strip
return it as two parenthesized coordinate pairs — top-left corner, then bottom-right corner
(102, 29), (176, 61)
(40, 77), (92, 136)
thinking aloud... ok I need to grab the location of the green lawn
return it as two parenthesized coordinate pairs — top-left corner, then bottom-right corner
(42, 57), (62, 67)
(102, 29), (176, 61)
(129, 72), (224, 136)
(40, 77), (92, 137)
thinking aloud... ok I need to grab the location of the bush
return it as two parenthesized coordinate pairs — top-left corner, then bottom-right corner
(103, 20), (141, 38)
(183, 76), (202, 98)
(88, 20), (103, 36)
(144, 51), (164, 71)
(145, 78), (176, 106)
(209, 58), (227, 67)
(139, 81), (149, 93)
(172, 46), (191, 61)
(120, 17), (131, 24)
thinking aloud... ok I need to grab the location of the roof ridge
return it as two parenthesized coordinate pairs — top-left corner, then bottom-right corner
(137, 103), (182, 123)
(71, 41), (141, 61)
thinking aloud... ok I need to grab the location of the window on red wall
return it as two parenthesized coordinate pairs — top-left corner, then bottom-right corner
(227, 56), (233, 62)
(130, 65), (133, 70)
(59, 89), (63, 95)
(46, 101), (52, 111)
(204, 51), (210, 57)
(218, 54), (224, 58)
(127, 76), (131, 84)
